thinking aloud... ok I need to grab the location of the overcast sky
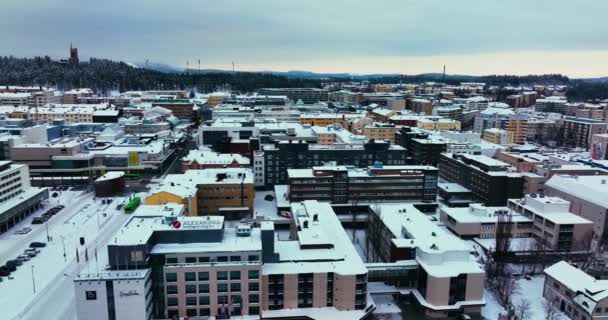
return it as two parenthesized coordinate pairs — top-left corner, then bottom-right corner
(2, 0), (607, 77)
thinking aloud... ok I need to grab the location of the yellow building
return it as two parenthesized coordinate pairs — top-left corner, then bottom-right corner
(505, 119), (528, 144)
(147, 168), (255, 219)
(300, 113), (348, 128)
(482, 128), (509, 145)
(362, 123), (399, 143)
(416, 118), (461, 131)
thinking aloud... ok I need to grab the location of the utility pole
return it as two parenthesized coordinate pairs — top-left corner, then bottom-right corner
(61, 235), (67, 262)
(45, 222), (50, 241)
(31, 265), (36, 293)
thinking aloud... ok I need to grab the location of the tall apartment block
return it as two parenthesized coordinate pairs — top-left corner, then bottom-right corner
(438, 153), (524, 206)
(559, 116), (607, 149)
(287, 164), (438, 204)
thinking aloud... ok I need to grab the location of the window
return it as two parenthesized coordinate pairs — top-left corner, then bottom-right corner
(230, 271), (241, 280)
(249, 282), (259, 291)
(167, 297), (178, 307)
(199, 308), (210, 316)
(230, 283), (241, 292)
(231, 295), (242, 304)
(166, 285), (178, 295)
(248, 270), (259, 279)
(217, 271), (228, 280)
(198, 283), (209, 294)
(199, 296), (210, 305)
(217, 256), (228, 262)
(186, 296), (197, 306)
(166, 257), (178, 264)
(166, 273), (177, 283)
(218, 283), (228, 292)
(198, 256), (210, 263)
(249, 294), (259, 304)
(218, 295), (228, 304)
(230, 256), (241, 262)
(198, 272), (209, 281)
(553, 282), (560, 290)
(249, 306), (260, 315)
(186, 309), (197, 316)
(185, 284), (197, 294)
(185, 272), (196, 282)
(185, 257), (197, 263)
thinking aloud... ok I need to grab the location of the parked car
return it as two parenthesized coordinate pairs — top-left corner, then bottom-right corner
(16, 255), (30, 262)
(31, 217), (44, 224)
(29, 242), (46, 248)
(4, 264), (16, 272)
(6, 260), (22, 267)
(14, 227), (32, 235)
(24, 248), (40, 255)
(56, 205), (65, 209)
(0, 266), (11, 277)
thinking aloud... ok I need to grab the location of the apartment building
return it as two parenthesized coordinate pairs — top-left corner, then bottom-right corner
(0, 92), (30, 105)
(300, 113), (349, 128)
(544, 261), (608, 320)
(508, 195), (593, 251)
(474, 107), (528, 144)
(181, 147), (250, 171)
(258, 88), (329, 104)
(0, 161), (48, 233)
(367, 203), (485, 318)
(146, 168), (254, 218)
(256, 140), (407, 186)
(482, 128), (509, 145)
(409, 98), (433, 114)
(369, 107), (396, 122)
(361, 122), (399, 143)
(545, 175), (608, 243)
(311, 124), (367, 145)
(435, 106), (463, 122)
(560, 117), (607, 149)
(535, 97), (567, 113)
(417, 118), (461, 131)
(388, 115), (443, 127)
(151, 100), (199, 121)
(287, 164), (438, 204)
(438, 153), (524, 206)
(74, 201), (373, 320)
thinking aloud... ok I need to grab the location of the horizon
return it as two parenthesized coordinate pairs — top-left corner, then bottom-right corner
(2, 1), (608, 78)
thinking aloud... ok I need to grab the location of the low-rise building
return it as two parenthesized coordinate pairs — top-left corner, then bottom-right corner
(544, 261), (608, 320)
(416, 118), (461, 131)
(361, 123), (399, 143)
(181, 147), (250, 171)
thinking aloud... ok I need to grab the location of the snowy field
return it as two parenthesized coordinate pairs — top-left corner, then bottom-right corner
(0, 189), (132, 320)
(481, 275), (567, 320)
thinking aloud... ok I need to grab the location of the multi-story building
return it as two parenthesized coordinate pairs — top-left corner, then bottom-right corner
(559, 117), (607, 149)
(416, 118), (461, 131)
(474, 107), (528, 144)
(74, 201), (373, 320)
(508, 195), (594, 251)
(256, 140), (407, 186)
(535, 96), (567, 113)
(544, 261), (608, 320)
(435, 106), (463, 122)
(287, 164), (437, 204)
(361, 122), (399, 143)
(0, 161), (48, 233)
(440, 204), (532, 239)
(146, 168), (254, 218)
(545, 175), (608, 243)
(181, 147), (250, 171)
(591, 134), (608, 160)
(258, 88), (329, 104)
(482, 128), (509, 145)
(367, 203), (485, 318)
(151, 100), (199, 121)
(409, 98), (433, 114)
(300, 113), (349, 128)
(311, 124), (367, 145)
(389, 115), (443, 127)
(438, 153), (524, 206)
(0, 92), (30, 105)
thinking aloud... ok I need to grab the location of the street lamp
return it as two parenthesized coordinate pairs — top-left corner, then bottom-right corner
(31, 265), (36, 294)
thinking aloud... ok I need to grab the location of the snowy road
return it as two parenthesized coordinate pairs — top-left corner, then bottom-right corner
(0, 190), (131, 320)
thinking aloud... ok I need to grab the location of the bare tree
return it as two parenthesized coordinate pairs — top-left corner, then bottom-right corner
(544, 299), (561, 320)
(494, 210), (514, 277)
(514, 298), (532, 320)
(496, 274), (519, 308)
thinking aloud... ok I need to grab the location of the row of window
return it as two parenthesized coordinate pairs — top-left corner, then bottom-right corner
(166, 255), (259, 264)
(166, 270), (259, 283)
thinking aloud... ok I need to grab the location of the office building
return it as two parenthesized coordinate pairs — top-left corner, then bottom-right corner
(438, 153), (524, 206)
(287, 164), (438, 204)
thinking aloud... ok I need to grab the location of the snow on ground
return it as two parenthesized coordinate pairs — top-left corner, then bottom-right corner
(0, 189), (131, 320)
(372, 294), (402, 320)
(346, 228), (369, 262)
(482, 275), (568, 320)
(474, 237), (537, 252)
